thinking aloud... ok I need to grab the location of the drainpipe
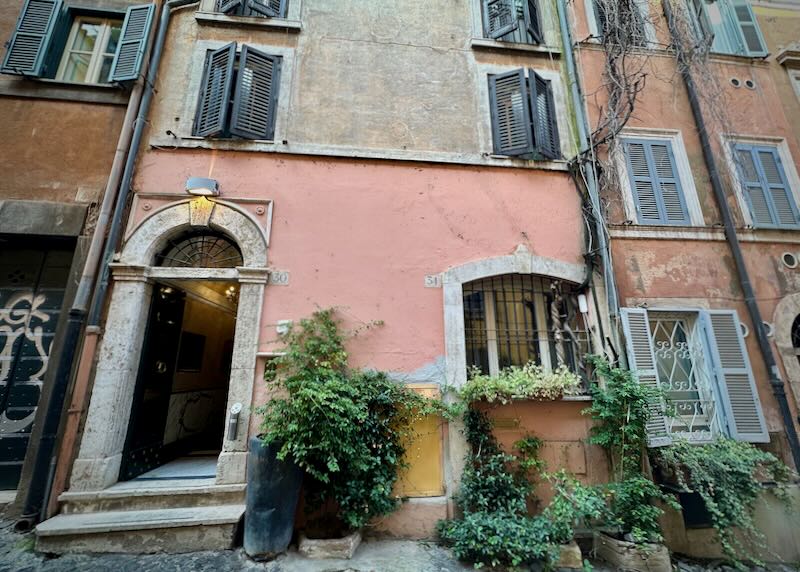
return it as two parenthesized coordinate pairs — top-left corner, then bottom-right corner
(556, 0), (620, 350)
(662, 0), (800, 469)
(17, 0), (200, 528)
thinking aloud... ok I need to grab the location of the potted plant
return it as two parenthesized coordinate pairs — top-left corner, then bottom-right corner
(583, 356), (676, 572)
(256, 309), (438, 559)
(460, 362), (584, 404)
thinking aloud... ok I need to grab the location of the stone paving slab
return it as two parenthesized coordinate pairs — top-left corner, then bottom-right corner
(1, 519), (799, 572)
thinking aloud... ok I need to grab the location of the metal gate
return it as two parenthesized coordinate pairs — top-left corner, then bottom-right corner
(0, 238), (73, 490)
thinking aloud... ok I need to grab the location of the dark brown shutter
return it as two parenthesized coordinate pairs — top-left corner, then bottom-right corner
(523, 0), (543, 44)
(216, 0), (242, 13)
(230, 45), (281, 140)
(1, 0), (62, 76)
(193, 43), (236, 138)
(246, 0), (286, 17)
(482, 0), (519, 39)
(529, 70), (560, 160)
(488, 69), (533, 156)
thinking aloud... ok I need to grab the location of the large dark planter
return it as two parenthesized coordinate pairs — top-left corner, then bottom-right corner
(244, 436), (303, 560)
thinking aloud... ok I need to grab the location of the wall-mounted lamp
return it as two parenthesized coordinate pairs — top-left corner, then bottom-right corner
(185, 176), (220, 197)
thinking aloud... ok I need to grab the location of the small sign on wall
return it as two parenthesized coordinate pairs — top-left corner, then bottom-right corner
(424, 274), (442, 288)
(269, 270), (290, 286)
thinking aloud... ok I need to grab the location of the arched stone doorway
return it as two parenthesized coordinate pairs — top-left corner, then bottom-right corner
(69, 199), (268, 492)
(774, 293), (800, 411)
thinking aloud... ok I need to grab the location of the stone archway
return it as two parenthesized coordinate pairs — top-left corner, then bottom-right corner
(69, 199), (268, 491)
(774, 293), (800, 410)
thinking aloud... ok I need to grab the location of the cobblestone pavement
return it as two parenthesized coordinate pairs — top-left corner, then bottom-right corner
(0, 519), (798, 572)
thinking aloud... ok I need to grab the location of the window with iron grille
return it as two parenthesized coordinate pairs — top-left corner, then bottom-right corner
(488, 68), (560, 159)
(193, 43), (281, 140)
(481, 0), (543, 45)
(463, 275), (590, 380)
(215, 0), (287, 18)
(621, 307), (768, 448)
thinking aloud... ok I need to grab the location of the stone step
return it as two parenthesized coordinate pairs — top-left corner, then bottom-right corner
(36, 504), (244, 554)
(59, 480), (245, 514)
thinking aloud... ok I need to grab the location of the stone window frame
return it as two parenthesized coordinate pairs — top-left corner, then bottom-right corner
(468, 0), (562, 54)
(476, 63), (572, 163)
(195, 0), (303, 31)
(613, 127), (705, 227)
(721, 134), (800, 229)
(177, 39), (295, 148)
(583, 0), (657, 47)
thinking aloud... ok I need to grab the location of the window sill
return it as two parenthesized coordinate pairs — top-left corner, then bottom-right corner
(195, 11), (302, 33)
(707, 51), (770, 66)
(609, 224), (800, 243)
(149, 134), (572, 171)
(0, 75), (129, 105)
(470, 38), (560, 57)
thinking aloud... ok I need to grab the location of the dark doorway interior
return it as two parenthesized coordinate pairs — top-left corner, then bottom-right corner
(120, 279), (237, 481)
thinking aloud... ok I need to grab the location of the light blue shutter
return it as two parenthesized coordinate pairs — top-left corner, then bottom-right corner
(1, 0), (62, 76)
(621, 308), (672, 447)
(110, 4), (155, 83)
(730, 0), (767, 56)
(624, 139), (690, 225)
(735, 145), (799, 229)
(756, 148), (798, 228)
(702, 310), (768, 442)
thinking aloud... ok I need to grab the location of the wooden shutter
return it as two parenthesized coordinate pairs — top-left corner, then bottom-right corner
(735, 145), (799, 228)
(523, 0), (543, 44)
(1, 0), (61, 76)
(689, 0), (714, 46)
(193, 43), (236, 138)
(620, 308), (672, 447)
(730, 0), (767, 56)
(623, 139), (689, 225)
(756, 148), (798, 228)
(529, 70), (560, 160)
(735, 145), (774, 226)
(702, 310), (768, 442)
(216, 0), (242, 13)
(482, 0), (519, 39)
(230, 45), (280, 140)
(592, 0), (607, 39)
(246, 0), (286, 18)
(489, 69), (533, 156)
(110, 4), (155, 83)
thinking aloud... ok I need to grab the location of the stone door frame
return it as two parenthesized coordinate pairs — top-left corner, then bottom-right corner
(69, 199), (268, 491)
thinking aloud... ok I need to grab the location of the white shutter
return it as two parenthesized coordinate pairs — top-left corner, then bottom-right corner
(702, 310), (769, 443)
(620, 308), (672, 447)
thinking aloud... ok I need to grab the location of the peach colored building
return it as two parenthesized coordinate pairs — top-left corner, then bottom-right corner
(31, 0), (616, 554)
(572, 0), (800, 558)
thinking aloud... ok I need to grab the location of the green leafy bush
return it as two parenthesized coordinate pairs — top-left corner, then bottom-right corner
(582, 356), (676, 543)
(438, 409), (602, 568)
(438, 511), (555, 568)
(461, 362), (583, 404)
(257, 308), (442, 531)
(656, 438), (793, 567)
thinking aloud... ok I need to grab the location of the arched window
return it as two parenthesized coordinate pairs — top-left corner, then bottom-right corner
(155, 230), (243, 268)
(792, 315), (800, 367)
(462, 274), (589, 377)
